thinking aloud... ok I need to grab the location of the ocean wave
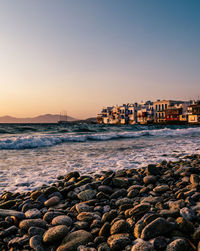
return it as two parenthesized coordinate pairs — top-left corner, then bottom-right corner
(0, 127), (199, 150)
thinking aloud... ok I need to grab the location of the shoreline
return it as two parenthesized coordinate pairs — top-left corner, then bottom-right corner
(0, 154), (200, 250)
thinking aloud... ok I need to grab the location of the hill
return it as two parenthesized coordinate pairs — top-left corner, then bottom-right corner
(0, 114), (77, 123)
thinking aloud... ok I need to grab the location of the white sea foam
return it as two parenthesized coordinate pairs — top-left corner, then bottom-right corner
(0, 127), (199, 150)
(0, 126), (200, 193)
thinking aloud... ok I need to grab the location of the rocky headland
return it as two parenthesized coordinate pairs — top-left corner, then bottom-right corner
(1, 155), (200, 251)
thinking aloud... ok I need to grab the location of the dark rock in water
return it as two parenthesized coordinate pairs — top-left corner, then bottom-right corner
(107, 233), (130, 251)
(112, 178), (128, 188)
(0, 208), (25, 220)
(43, 225), (69, 243)
(131, 239), (153, 251)
(99, 222), (111, 237)
(146, 164), (160, 175)
(110, 220), (130, 235)
(29, 235), (45, 251)
(0, 200), (16, 209)
(28, 226), (46, 237)
(19, 219), (47, 231)
(141, 217), (173, 240)
(57, 230), (93, 251)
(64, 171), (80, 181)
(166, 238), (189, 251)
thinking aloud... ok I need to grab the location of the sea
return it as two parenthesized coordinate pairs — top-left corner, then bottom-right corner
(0, 123), (200, 194)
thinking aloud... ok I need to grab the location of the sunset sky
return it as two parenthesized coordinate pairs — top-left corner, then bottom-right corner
(0, 0), (199, 119)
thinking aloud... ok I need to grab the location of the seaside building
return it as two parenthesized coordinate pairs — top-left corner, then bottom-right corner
(97, 99), (196, 125)
(137, 101), (154, 124)
(153, 100), (186, 123)
(188, 101), (200, 124)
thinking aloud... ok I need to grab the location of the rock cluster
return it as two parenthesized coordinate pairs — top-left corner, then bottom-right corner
(0, 154), (200, 250)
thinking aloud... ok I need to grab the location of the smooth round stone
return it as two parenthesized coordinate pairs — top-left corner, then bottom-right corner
(31, 191), (42, 201)
(102, 210), (118, 222)
(29, 235), (45, 251)
(8, 235), (30, 248)
(110, 220), (129, 235)
(166, 238), (189, 251)
(44, 186), (59, 196)
(97, 242), (110, 251)
(176, 217), (194, 234)
(0, 209), (25, 220)
(74, 221), (90, 230)
(180, 207), (196, 221)
(98, 185), (113, 194)
(131, 239), (153, 251)
(99, 222), (111, 237)
(57, 230), (93, 251)
(19, 219), (47, 232)
(51, 215), (72, 226)
(129, 204), (151, 217)
(76, 203), (91, 213)
(28, 226), (46, 237)
(107, 233), (130, 251)
(44, 196), (60, 207)
(25, 208), (42, 219)
(115, 198), (133, 207)
(141, 217), (172, 240)
(43, 225), (69, 243)
(140, 196), (161, 205)
(77, 212), (100, 222)
(78, 189), (97, 201)
(143, 175), (157, 184)
(43, 211), (64, 223)
(153, 185), (169, 193)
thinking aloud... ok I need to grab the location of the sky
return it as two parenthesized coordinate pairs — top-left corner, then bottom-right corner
(0, 0), (199, 119)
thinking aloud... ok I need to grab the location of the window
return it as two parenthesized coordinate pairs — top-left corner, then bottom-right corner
(165, 104), (167, 109)
(156, 105), (158, 111)
(159, 105), (161, 111)
(162, 104), (164, 111)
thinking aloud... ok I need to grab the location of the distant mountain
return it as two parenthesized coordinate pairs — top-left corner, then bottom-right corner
(0, 114), (77, 123)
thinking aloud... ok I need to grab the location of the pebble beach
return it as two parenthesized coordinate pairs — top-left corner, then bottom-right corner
(1, 154), (200, 250)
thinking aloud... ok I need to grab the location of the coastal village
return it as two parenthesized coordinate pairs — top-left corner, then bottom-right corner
(97, 100), (200, 125)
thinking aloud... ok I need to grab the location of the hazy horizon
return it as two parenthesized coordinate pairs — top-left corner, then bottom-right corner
(0, 0), (199, 119)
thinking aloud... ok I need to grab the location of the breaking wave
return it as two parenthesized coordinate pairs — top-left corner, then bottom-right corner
(0, 126), (199, 150)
